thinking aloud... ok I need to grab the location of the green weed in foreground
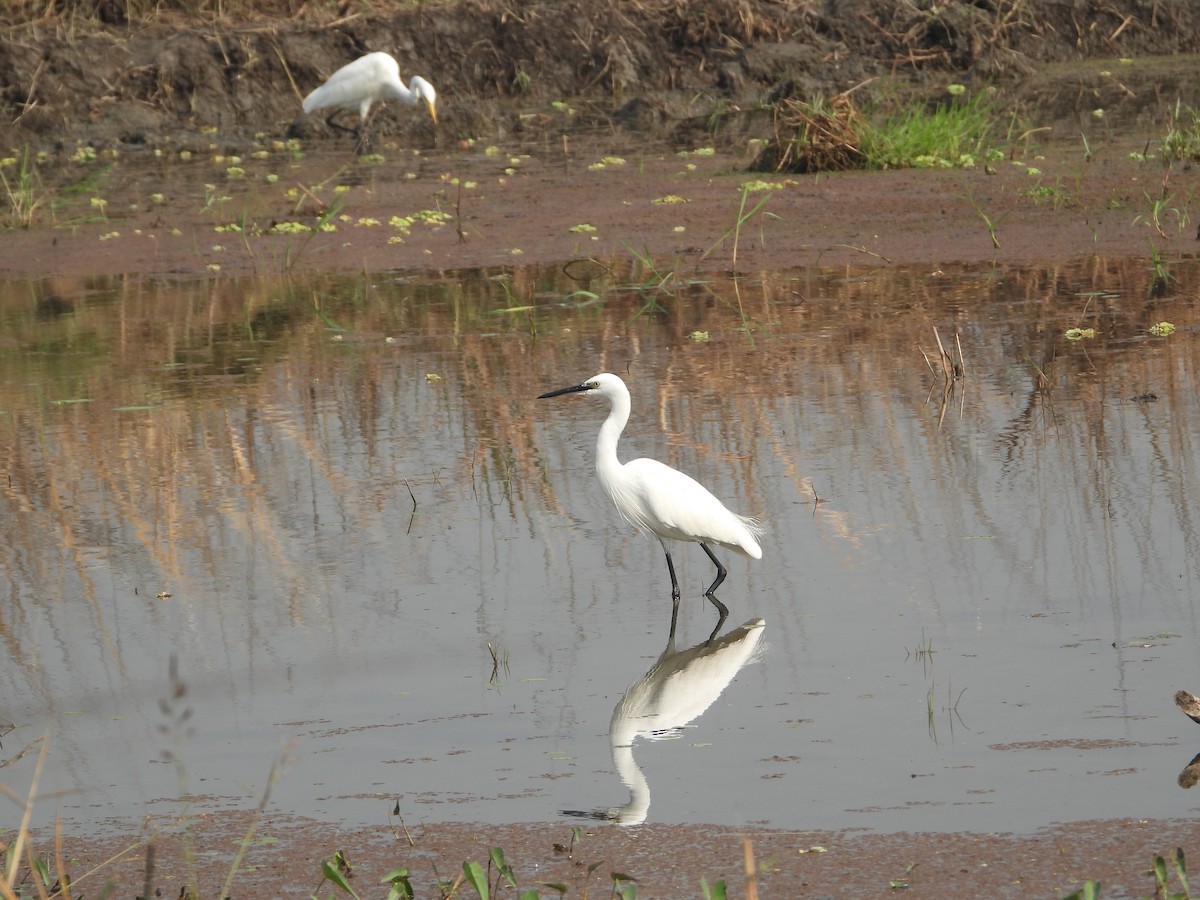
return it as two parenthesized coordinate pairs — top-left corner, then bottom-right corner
(1155, 847), (1191, 899)
(1061, 846), (1190, 899)
(314, 839), (727, 900)
(2, 659), (288, 900)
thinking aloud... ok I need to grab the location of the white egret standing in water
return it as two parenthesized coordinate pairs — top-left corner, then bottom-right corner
(538, 373), (763, 638)
(302, 51), (437, 148)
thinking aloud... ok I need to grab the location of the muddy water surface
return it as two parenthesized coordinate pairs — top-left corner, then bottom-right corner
(4, 251), (1200, 850)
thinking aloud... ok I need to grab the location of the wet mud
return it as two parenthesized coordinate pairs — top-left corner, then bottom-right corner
(40, 812), (1200, 898)
(1, 122), (1197, 283)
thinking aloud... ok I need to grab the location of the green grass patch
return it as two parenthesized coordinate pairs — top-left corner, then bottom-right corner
(862, 89), (999, 169)
(756, 87), (1006, 174)
(1161, 99), (1200, 161)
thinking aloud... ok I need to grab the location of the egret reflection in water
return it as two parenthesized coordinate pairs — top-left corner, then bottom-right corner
(565, 617), (766, 826)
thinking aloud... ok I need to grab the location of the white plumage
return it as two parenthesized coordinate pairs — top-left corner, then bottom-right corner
(302, 51), (437, 144)
(539, 372), (763, 638)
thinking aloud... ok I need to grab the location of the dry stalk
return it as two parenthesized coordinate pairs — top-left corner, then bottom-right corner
(3, 731), (48, 894)
(925, 327), (966, 383)
(390, 799), (416, 847)
(743, 837), (759, 900)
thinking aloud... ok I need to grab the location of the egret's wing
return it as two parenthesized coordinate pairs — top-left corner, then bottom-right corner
(623, 458), (762, 557)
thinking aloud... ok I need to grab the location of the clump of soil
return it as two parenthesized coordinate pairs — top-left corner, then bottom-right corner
(2, 0), (1200, 151)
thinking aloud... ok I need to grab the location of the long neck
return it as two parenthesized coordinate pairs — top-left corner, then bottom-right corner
(596, 387), (630, 482)
(385, 75), (417, 105)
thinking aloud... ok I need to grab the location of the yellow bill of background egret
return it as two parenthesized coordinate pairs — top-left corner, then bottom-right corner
(539, 373), (763, 639)
(301, 51), (437, 148)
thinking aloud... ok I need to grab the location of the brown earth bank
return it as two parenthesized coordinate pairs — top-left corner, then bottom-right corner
(3, 0), (1200, 150)
(1, 126), (1198, 281)
(23, 813), (1200, 898)
(3, 2), (1200, 278)
(2, 1), (1200, 278)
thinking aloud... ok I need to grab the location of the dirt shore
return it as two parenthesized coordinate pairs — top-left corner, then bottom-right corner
(0, 121), (1195, 283)
(1, 2), (1199, 278)
(36, 811), (1200, 898)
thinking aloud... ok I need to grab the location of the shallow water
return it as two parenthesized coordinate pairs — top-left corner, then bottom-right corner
(3, 254), (1200, 839)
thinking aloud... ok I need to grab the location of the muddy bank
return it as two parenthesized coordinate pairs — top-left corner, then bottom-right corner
(0, 127), (1196, 281)
(3, 1), (1200, 279)
(3, 0), (1200, 150)
(38, 813), (1200, 898)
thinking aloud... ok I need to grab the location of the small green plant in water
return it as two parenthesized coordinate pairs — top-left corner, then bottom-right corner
(701, 185), (778, 274)
(1148, 245), (1174, 296)
(317, 849), (361, 898)
(965, 187), (1003, 250)
(1061, 881), (1101, 900)
(0, 150), (46, 228)
(1154, 846), (1190, 899)
(380, 866), (415, 899)
(1161, 99), (1200, 161)
(1022, 179), (1071, 209)
(1061, 847), (1189, 899)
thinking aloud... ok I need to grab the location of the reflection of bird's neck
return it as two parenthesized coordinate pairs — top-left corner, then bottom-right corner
(610, 733), (650, 825)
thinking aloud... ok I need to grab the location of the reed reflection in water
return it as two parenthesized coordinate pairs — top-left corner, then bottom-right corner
(2, 254), (1200, 835)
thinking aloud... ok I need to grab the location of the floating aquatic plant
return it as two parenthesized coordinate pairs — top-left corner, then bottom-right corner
(740, 180), (784, 192)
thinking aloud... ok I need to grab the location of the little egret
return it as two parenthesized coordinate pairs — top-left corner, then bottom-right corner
(539, 373), (763, 638)
(302, 52), (437, 148)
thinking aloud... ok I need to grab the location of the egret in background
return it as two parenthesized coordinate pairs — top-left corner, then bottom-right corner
(539, 373), (763, 639)
(302, 51), (437, 149)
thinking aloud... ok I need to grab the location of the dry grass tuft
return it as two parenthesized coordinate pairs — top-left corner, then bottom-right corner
(759, 93), (867, 174)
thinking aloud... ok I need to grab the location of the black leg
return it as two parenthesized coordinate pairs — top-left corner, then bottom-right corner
(700, 542), (729, 640)
(324, 111), (358, 139)
(663, 544), (681, 640)
(700, 542), (729, 600)
(322, 111), (372, 152)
